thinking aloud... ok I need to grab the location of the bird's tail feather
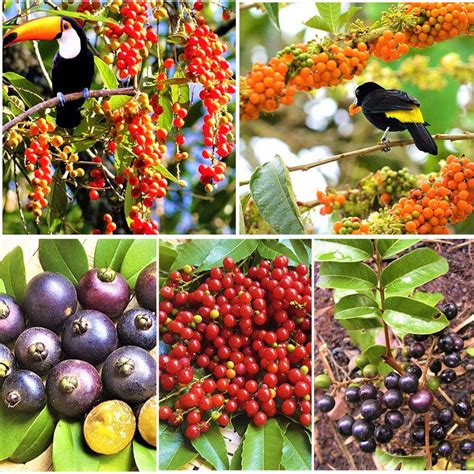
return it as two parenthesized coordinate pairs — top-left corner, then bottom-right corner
(56, 106), (82, 129)
(406, 122), (438, 155)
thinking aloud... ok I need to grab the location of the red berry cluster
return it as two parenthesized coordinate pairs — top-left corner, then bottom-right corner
(77, 0), (100, 14)
(159, 255), (312, 439)
(184, 9), (235, 191)
(103, 0), (158, 79)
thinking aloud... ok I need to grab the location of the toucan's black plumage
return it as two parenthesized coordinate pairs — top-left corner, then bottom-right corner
(350, 82), (438, 155)
(4, 16), (94, 129)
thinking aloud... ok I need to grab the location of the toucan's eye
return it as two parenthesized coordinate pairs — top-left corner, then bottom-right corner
(64, 22), (70, 30)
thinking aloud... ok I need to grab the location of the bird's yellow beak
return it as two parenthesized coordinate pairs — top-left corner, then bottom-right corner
(349, 101), (362, 116)
(3, 16), (63, 47)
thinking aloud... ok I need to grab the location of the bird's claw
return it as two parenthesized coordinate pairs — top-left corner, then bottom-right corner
(378, 137), (392, 153)
(56, 92), (66, 107)
(82, 88), (90, 99)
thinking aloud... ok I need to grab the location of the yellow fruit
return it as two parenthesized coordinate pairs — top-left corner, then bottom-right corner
(138, 396), (156, 447)
(84, 400), (136, 455)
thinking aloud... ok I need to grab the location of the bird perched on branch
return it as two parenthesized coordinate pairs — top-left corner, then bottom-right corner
(4, 16), (94, 129)
(349, 82), (438, 155)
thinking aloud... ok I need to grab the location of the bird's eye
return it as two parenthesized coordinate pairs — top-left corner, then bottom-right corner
(64, 23), (70, 30)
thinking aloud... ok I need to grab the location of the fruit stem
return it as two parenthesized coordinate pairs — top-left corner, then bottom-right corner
(97, 268), (116, 283)
(59, 376), (78, 393)
(5, 391), (21, 408)
(135, 314), (152, 330)
(116, 357), (135, 376)
(424, 413), (432, 470)
(0, 299), (10, 319)
(420, 339), (436, 387)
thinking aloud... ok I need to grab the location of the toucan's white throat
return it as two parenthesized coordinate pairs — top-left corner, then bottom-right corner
(57, 28), (81, 59)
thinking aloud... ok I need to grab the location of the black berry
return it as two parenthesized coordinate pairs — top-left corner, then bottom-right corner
(439, 369), (456, 384)
(385, 410), (404, 429)
(352, 419), (375, 441)
(359, 438), (376, 453)
(359, 383), (377, 400)
(317, 395), (335, 413)
(399, 373), (419, 393)
(408, 389), (433, 413)
(438, 441), (453, 457)
(344, 386), (360, 404)
(336, 415), (354, 436)
(411, 426), (425, 444)
(437, 334), (454, 353)
(429, 424), (447, 441)
(459, 440), (474, 455)
(454, 399), (472, 418)
(374, 424), (393, 443)
(437, 408), (453, 426)
(382, 389), (404, 409)
(406, 364), (422, 378)
(360, 399), (384, 421)
(409, 342), (425, 359)
(441, 302), (457, 320)
(384, 372), (400, 390)
(429, 359), (442, 374)
(443, 352), (461, 368)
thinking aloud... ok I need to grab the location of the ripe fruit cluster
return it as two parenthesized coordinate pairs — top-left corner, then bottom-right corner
(372, 30), (410, 62)
(159, 255), (312, 439)
(316, 302), (473, 469)
(0, 261), (157, 455)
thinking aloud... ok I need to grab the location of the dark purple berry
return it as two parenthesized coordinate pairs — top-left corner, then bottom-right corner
(439, 369), (456, 384)
(359, 383), (377, 400)
(336, 415), (354, 436)
(441, 302), (457, 320)
(443, 352), (461, 368)
(438, 408), (453, 426)
(384, 372), (400, 390)
(0, 295), (25, 344)
(408, 389), (433, 413)
(352, 419), (374, 441)
(2, 369), (46, 412)
(374, 424), (393, 443)
(399, 373), (419, 393)
(468, 417), (474, 433)
(429, 424), (446, 441)
(438, 441), (453, 457)
(438, 334), (454, 353)
(406, 365), (422, 379)
(359, 438), (376, 453)
(344, 386), (360, 403)
(385, 410), (404, 429)
(382, 389), (403, 409)
(409, 342), (425, 359)
(317, 395), (335, 412)
(411, 426), (425, 444)
(429, 359), (442, 374)
(459, 440), (474, 455)
(454, 399), (472, 418)
(360, 399), (384, 421)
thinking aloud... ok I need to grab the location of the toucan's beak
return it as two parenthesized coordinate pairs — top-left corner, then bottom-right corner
(349, 100), (362, 116)
(3, 16), (63, 47)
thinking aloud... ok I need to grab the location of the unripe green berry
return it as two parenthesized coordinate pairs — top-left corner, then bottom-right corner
(355, 354), (369, 369)
(315, 374), (331, 389)
(427, 376), (440, 392)
(362, 364), (378, 378)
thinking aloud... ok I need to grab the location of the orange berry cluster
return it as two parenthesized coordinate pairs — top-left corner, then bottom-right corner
(372, 30), (410, 61)
(103, 0), (158, 79)
(392, 155), (474, 234)
(184, 11), (235, 191)
(404, 2), (470, 47)
(333, 217), (370, 235)
(317, 191), (346, 216)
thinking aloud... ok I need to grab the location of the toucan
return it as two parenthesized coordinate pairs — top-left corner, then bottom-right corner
(349, 82), (438, 155)
(4, 16), (95, 129)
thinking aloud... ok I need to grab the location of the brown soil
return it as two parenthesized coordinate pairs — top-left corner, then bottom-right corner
(313, 239), (474, 470)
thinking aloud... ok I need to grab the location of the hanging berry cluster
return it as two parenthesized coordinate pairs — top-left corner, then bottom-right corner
(241, 2), (473, 120)
(159, 255), (312, 439)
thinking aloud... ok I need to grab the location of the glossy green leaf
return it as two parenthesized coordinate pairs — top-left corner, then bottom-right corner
(3, 72), (42, 107)
(45, 9), (118, 24)
(94, 239), (134, 272)
(47, 169), (69, 232)
(348, 328), (382, 352)
(39, 239), (89, 286)
(197, 240), (258, 272)
(229, 440), (243, 470)
(466, 347), (474, 357)
(361, 345), (393, 375)
(383, 296), (449, 335)
(98, 443), (133, 472)
(93, 57), (129, 110)
(158, 94), (173, 132)
(52, 420), (99, 472)
(120, 240), (156, 289)
(318, 262), (377, 290)
(159, 241), (178, 273)
(280, 239), (312, 267)
(381, 248), (448, 293)
(263, 3), (280, 29)
(335, 294), (382, 330)
(304, 15), (332, 32)
(314, 239), (373, 262)
(316, 3), (341, 33)
(242, 418), (284, 470)
(0, 405), (55, 463)
(375, 447), (426, 470)
(191, 424), (229, 470)
(0, 246), (26, 302)
(412, 291), (444, 307)
(257, 241), (300, 266)
(169, 240), (215, 273)
(155, 163), (182, 186)
(250, 156), (305, 234)
(133, 441), (156, 472)
(171, 70), (190, 105)
(159, 422), (197, 470)
(282, 424), (311, 470)
(0, 280), (6, 293)
(338, 6), (362, 27)
(376, 239), (421, 259)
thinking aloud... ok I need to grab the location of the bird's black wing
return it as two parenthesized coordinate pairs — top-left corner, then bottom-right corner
(362, 89), (420, 114)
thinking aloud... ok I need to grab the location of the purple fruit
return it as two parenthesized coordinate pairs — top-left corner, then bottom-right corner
(77, 269), (130, 319)
(46, 359), (102, 417)
(14, 327), (62, 376)
(117, 308), (156, 350)
(135, 263), (156, 312)
(2, 370), (46, 412)
(409, 389), (433, 413)
(102, 346), (156, 404)
(0, 294), (25, 344)
(0, 344), (15, 385)
(23, 272), (77, 333)
(61, 310), (118, 366)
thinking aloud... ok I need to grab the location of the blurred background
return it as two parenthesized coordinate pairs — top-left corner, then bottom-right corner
(239, 2), (474, 234)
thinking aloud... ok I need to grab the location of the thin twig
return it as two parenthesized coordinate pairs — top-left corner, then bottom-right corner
(239, 132), (474, 185)
(3, 87), (136, 133)
(424, 413), (432, 470)
(33, 40), (53, 90)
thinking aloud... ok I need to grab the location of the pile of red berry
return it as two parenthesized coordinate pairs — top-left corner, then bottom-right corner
(159, 255), (312, 439)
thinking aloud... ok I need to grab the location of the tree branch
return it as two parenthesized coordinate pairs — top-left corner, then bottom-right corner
(2, 87), (136, 133)
(239, 132), (474, 185)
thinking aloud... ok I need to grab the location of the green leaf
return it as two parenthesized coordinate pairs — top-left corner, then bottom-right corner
(191, 424), (229, 470)
(169, 240), (215, 273)
(52, 420), (100, 472)
(155, 163), (182, 186)
(383, 297), (450, 335)
(338, 6), (362, 27)
(263, 3), (280, 29)
(133, 441), (156, 472)
(334, 294), (382, 330)
(45, 9), (118, 25)
(0, 405), (55, 463)
(412, 291), (444, 307)
(318, 262), (377, 290)
(0, 280), (6, 293)
(348, 328), (382, 352)
(257, 241), (300, 266)
(375, 447), (426, 470)
(240, 194), (251, 232)
(467, 347), (474, 357)
(94, 56), (117, 90)
(3, 72), (42, 107)
(157, 93), (173, 132)
(304, 15), (332, 32)
(241, 418), (284, 470)
(120, 240), (156, 289)
(229, 441), (243, 470)
(314, 239), (373, 262)
(381, 248), (448, 293)
(39, 239), (89, 286)
(231, 414), (248, 437)
(0, 246), (26, 302)
(250, 156), (305, 234)
(47, 169), (69, 231)
(316, 3), (341, 33)
(281, 424), (311, 470)
(159, 422), (197, 470)
(94, 239), (134, 272)
(159, 241), (178, 273)
(171, 70), (190, 106)
(280, 239), (312, 267)
(197, 240), (258, 272)
(361, 345), (392, 375)
(98, 444), (133, 472)
(376, 239), (421, 259)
